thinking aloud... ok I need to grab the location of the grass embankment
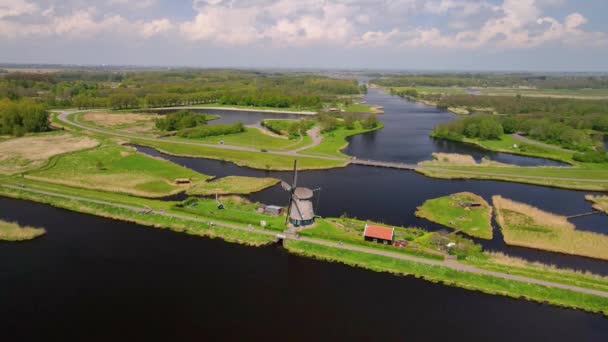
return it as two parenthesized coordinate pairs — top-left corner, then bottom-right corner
(301, 124), (384, 158)
(418, 153), (608, 191)
(26, 144), (211, 197)
(0, 181), (274, 246)
(284, 240), (608, 315)
(131, 138), (347, 171)
(0, 220), (46, 241)
(460, 134), (575, 163)
(0, 132), (99, 174)
(174, 196), (286, 232)
(172, 127), (311, 151)
(300, 217), (444, 260)
(187, 176), (279, 196)
(467, 252), (608, 293)
(493, 196), (608, 260)
(415, 192), (493, 239)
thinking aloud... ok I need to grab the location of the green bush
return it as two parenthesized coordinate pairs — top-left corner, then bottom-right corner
(177, 122), (245, 139)
(155, 110), (208, 131)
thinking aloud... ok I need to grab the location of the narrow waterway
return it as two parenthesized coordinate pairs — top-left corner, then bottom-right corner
(0, 197), (606, 341)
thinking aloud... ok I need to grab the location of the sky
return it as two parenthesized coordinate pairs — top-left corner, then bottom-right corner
(1, 0), (608, 71)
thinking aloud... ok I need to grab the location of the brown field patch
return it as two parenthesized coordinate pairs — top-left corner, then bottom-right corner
(0, 133), (99, 174)
(82, 112), (158, 128)
(493, 195), (608, 260)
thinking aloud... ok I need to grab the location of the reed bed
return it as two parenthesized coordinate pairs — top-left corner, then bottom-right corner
(493, 195), (608, 260)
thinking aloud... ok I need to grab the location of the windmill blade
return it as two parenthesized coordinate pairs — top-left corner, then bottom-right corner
(285, 195), (294, 225)
(292, 160), (298, 189)
(280, 181), (292, 192)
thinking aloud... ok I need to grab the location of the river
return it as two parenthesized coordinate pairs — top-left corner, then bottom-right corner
(132, 87), (608, 274)
(0, 197), (606, 341)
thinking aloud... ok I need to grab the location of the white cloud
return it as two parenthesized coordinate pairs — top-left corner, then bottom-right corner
(0, 0), (38, 19)
(140, 18), (172, 38)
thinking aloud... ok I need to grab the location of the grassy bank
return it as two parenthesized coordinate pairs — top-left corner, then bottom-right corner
(300, 218), (444, 260)
(0, 220), (46, 241)
(301, 124), (384, 158)
(417, 160), (608, 191)
(493, 196), (608, 260)
(187, 176), (280, 196)
(26, 144), (211, 197)
(131, 138), (347, 170)
(415, 192), (493, 239)
(284, 240), (608, 315)
(0, 183), (274, 246)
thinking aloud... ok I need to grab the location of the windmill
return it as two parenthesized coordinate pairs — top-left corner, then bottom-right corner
(282, 160), (316, 227)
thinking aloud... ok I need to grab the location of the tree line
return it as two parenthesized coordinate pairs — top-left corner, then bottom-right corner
(0, 99), (49, 136)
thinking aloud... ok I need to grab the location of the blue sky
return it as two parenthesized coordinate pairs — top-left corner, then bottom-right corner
(1, 0), (607, 71)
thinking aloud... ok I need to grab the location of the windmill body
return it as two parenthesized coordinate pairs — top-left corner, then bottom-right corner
(282, 161), (317, 227)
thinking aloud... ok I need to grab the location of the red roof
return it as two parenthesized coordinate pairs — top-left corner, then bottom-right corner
(363, 224), (394, 241)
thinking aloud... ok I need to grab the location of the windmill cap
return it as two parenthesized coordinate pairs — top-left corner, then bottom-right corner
(294, 187), (313, 199)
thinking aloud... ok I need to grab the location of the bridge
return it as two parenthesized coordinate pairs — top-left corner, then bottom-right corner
(349, 159), (418, 170)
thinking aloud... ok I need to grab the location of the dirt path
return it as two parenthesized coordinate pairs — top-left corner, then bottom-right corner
(3, 182), (608, 299)
(512, 133), (575, 153)
(293, 126), (323, 152)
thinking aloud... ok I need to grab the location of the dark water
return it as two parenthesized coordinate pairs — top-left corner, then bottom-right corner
(135, 145), (608, 275)
(0, 196), (606, 341)
(345, 88), (567, 166)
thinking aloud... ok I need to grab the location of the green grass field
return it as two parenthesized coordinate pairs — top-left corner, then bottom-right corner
(171, 127), (312, 151)
(300, 218), (443, 260)
(285, 240), (608, 315)
(301, 124), (383, 158)
(415, 192), (493, 239)
(27, 144), (211, 197)
(187, 176), (279, 196)
(461, 134), (575, 163)
(0, 220), (46, 241)
(131, 138), (347, 170)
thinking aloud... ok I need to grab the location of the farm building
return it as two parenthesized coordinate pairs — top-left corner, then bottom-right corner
(259, 205), (284, 216)
(363, 224), (394, 245)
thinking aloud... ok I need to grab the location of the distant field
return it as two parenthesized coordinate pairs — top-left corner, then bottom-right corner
(480, 87), (608, 99)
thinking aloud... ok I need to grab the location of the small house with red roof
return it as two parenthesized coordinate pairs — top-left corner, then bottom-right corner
(363, 224), (394, 245)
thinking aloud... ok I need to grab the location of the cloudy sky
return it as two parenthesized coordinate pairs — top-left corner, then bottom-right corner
(1, 0), (607, 71)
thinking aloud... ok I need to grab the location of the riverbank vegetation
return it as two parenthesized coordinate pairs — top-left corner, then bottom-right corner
(585, 195), (608, 212)
(186, 176), (279, 196)
(415, 192), (493, 239)
(493, 196), (608, 260)
(0, 133), (99, 174)
(26, 144), (210, 197)
(0, 219), (46, 241)
(284, 240), (608, 316)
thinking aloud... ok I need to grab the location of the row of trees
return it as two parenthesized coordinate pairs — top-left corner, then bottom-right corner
(155, 110), (209, 131)
(177, 122), (245, 139)
(433, 115), (504, 141)
(0, 99), (49, 136)
(373, 74), (608, 89)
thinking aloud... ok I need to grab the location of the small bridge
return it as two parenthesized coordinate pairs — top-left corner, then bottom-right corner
(350, 159), (418, 170)
(567, 211), (604, 219)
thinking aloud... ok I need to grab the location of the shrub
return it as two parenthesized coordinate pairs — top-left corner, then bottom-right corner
(177, 122), (245, 139)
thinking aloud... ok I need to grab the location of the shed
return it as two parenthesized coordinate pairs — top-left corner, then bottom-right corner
(264, 205), (284, 216)
(363, 224), (394, 245)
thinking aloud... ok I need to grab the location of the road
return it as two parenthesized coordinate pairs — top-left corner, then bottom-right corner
(512, 133), (575, 153)
(3, 183), (608, 300)
(57, 110), (608, 184)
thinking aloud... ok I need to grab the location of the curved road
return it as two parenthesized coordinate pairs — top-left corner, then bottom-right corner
(3, 183), (608, 300)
